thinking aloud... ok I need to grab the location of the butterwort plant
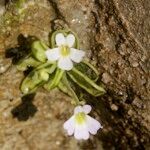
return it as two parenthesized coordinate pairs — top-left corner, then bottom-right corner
(11, 29), (105, 140)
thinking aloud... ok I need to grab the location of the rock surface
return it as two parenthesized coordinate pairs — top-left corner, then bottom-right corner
(0, 0), (149, 149)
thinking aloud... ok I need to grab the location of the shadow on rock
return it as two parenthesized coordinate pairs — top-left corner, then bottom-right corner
(11, 93), (37, 121)
(5, 34), (38, 64)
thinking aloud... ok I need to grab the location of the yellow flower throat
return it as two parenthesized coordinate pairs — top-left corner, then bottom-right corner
(61, 45), (70, 56)
(75, 112), (86, 125)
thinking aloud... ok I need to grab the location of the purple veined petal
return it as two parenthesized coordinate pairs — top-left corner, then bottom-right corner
(74, 106), (83, 114)
(63, 116), (75, 136)
(74, 124), (90, 140)
(70, 48), (85, 63)
(55, 33), (66, 46)
(45, 48), (60, 61)
(66, 34), (75, 47)
(58, 57), (73, 71)
(83, 105), (92, 114)
(86, 115), (102, 135)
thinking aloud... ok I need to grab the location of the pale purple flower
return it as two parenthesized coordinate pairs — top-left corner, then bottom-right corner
(45, 33), (85, 71)
(63, 105), (103, 140)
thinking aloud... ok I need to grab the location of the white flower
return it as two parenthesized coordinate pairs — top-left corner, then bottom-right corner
(63, 105), (103, 140)
(45, 33), (85, 71)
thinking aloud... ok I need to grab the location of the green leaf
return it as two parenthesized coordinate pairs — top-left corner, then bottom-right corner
(35, 61), (56, 73)
(58, 73), (80, 105)
(67, 68), (106, 97)
(74, 61), (99, 82)
(44, 68), (64, 90)
(21, 62), (56, 94)
(16, 56), (41, 71)
(31, 41), (49, 62)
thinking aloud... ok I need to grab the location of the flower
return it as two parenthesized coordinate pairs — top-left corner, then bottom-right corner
(45, 33), (85, 71)
(63, 105), (102, 140)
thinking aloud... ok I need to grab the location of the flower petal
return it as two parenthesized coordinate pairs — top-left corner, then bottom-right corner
(74, 124), (89, 140)
(74, 106), (83, 114)
(86, 115), (102, 135)
(70, 48), (85, 63)
(66, 34), (75, 47)
(83, 105), (92, 114)
(55, 33), (65, 46)
(58, 57), (73, 70)
(45, 48), (60, 61)
(63, 116), (75, 136)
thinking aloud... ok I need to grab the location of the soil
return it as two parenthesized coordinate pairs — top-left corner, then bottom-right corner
(0, 0), (149, 150)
